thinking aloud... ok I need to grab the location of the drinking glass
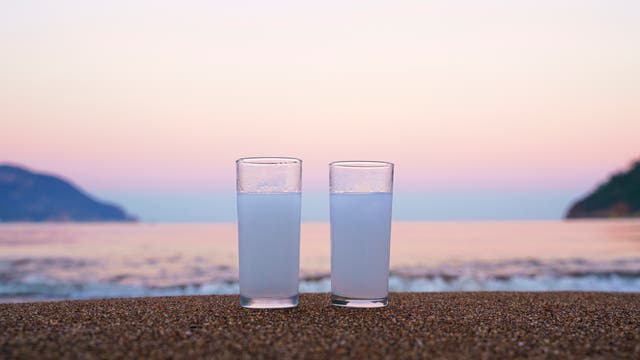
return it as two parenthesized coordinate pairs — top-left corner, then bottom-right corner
(236, 157), (302, 308)
(330, 161), (394, 308)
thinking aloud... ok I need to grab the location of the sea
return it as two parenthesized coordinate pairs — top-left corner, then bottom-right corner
(1, 220), (639, 302)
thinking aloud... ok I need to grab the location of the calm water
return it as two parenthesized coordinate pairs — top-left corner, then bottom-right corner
(1, 220), (639, 302)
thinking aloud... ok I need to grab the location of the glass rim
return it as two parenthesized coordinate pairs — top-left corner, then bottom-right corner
(236, 157), (302, 165)
(329, 160), (393, 168)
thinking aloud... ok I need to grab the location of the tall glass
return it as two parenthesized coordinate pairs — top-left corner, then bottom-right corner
(330, 161), (394, 308)
(236, 157), (302, 309)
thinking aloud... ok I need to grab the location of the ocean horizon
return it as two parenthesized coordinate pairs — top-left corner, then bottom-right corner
(95, 190), (580, 223)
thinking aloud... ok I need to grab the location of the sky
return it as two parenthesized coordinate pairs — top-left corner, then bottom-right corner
(1, 1), (639, 221)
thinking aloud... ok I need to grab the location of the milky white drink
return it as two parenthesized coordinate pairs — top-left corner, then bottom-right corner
(237, 193), (301, 305)
(330, 192), (393, 301)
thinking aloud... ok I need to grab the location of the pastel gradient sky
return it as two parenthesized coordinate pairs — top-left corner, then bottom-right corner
(1, 1), (639, 220)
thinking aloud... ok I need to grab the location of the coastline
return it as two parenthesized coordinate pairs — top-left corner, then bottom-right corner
(2, 292), (639, 358)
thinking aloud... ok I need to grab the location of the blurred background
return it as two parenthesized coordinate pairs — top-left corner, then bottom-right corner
(1, 0), (639, 301)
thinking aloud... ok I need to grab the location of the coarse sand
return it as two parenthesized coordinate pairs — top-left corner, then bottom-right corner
(1, 292), (639, 359)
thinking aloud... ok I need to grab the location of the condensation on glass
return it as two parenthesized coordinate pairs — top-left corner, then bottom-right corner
(236, 157), (302, 309)
(330, 161), (394, 308)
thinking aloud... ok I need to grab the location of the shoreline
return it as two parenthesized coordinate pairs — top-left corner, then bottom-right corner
(2, 292), (639, 358)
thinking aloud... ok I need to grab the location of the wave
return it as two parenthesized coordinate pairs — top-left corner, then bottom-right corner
(2, 257), (640, 302)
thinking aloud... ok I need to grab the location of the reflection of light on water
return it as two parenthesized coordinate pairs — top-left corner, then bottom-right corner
(602, 220), (640, 243)
(0, 220), (639, 302)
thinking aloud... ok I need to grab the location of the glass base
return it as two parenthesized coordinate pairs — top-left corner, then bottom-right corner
(331, 294), (388, 308)
(240, 295), (298, 309)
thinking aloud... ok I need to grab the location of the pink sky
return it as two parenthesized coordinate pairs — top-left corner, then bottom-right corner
(1, 1), (638, 193)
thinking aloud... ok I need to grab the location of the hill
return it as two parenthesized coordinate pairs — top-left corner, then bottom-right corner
(566, 160), (640, 219)
(0, 164), (135, 222)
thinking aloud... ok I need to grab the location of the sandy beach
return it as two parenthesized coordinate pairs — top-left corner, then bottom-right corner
(1, 292), (639, 359)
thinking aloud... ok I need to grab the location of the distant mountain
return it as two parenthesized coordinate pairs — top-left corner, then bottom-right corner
(0, 164), (136, 222)
(566, 160), (640, 219)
